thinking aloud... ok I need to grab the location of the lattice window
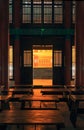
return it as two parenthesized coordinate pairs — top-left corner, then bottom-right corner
(72, 46), (76, 79)
(9, 0), (12, 23)
(54, 50), (62, 67)
(22, 0), (31, 23)
(9, 46), (13, 79)
(54, 0), (63, 23)
(72, 1), (76, 23)
(24, 50), (32, 67)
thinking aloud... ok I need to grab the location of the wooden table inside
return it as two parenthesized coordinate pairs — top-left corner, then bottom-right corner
(0, 109), (65, 130)
(69, 94), (84, 128)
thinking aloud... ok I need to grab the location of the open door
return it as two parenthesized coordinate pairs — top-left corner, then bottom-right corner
(33, 45), (53, 86)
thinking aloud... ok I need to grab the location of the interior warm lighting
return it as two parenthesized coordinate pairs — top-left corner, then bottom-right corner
(33, 49), (52, 68)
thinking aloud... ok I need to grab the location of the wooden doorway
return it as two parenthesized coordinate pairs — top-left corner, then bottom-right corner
(33, 45), (53, 86)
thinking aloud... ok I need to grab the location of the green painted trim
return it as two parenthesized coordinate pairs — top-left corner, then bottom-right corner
(65, 35), (71, 40)
(14, 35), (20, 40)
(10, 28), (74, 38)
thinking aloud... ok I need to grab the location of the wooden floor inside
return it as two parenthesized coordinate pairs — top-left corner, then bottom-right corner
(8, 102), (84, 130)
(6, 89), (84, 130)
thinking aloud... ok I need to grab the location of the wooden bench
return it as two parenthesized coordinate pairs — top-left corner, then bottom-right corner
(41, 89), (69, 102)
(1, 88), (33, 97)
(12, 90), (33, 97)
(19, 95), (59, 109)
(41, 89), (69, 95)
(8, 88), (33, 97)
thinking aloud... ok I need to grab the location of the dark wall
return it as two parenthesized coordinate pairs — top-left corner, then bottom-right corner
(20, 36), (65, 85)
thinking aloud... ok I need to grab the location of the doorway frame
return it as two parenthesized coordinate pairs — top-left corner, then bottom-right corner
(32, 44), (53, 86)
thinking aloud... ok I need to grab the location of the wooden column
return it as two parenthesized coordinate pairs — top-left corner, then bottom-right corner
(0, 0), (9, 89)
(75, 1), (84, 87)
(64, 1), (72, 85)
(13, 0), (21, 84)
(65, 38), (71, 85)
